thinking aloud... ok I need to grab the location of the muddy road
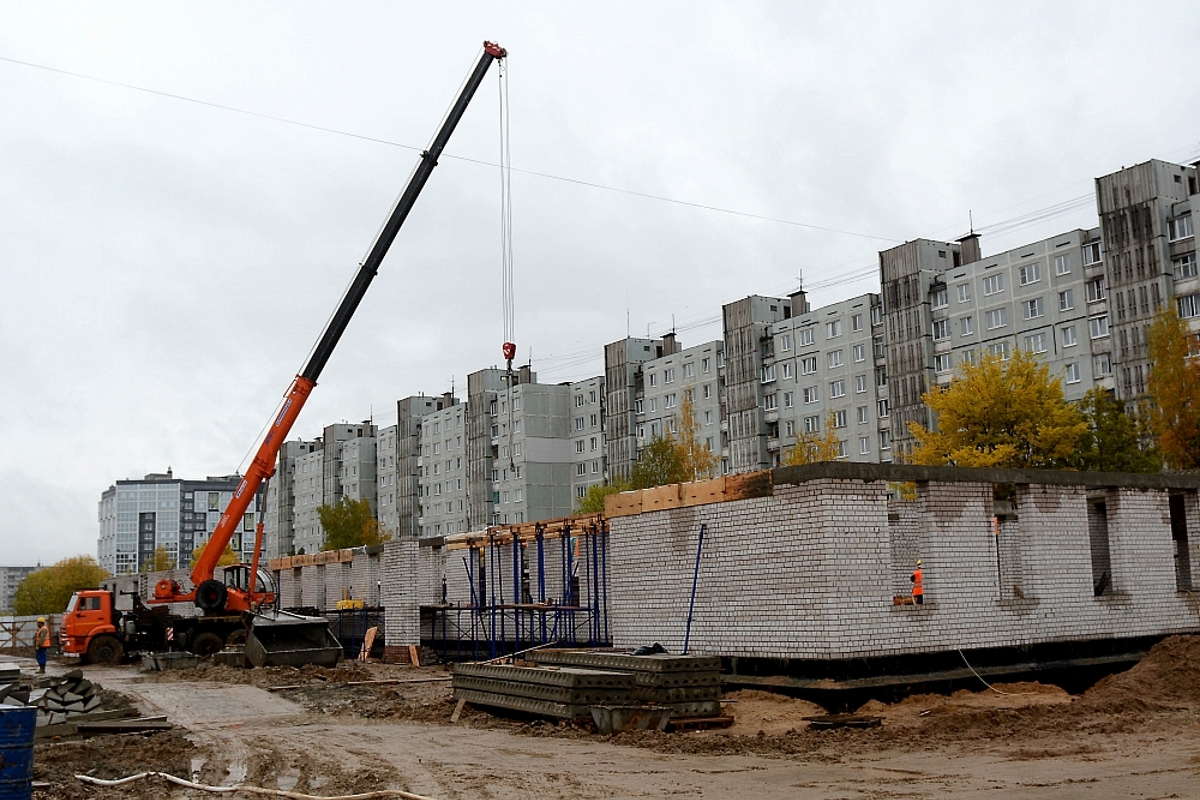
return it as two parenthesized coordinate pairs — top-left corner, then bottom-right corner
(21, 636), (1200, 799)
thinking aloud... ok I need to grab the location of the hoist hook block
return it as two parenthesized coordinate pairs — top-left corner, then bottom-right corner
(484, 41), (507, 58)
(502, 342), (517, 361)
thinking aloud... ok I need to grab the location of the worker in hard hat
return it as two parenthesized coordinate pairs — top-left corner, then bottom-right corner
(34, 617), (51, 673)
(911, 560), (924, 605)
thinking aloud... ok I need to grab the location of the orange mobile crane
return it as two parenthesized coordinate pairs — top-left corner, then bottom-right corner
(62, 41), (507, 666)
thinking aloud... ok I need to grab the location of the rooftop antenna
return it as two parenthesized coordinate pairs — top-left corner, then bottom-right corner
(671, 313), (676, 334)
(969, 210), (974, 235)
(798, 268), (804, 291)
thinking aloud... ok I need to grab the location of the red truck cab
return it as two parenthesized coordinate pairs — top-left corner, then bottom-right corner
(60, 590), (124, 663)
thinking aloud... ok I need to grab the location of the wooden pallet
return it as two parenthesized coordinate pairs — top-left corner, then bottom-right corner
(665, 715), (734, 732)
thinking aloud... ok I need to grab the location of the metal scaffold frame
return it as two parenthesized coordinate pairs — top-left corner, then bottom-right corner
(423, 515), (611, 662)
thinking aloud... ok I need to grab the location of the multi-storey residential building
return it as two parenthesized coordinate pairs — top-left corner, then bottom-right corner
(637, 340), (726, 470)
(761, 292), (889, 464)
(570, 375), (607, 504)
(291, 448), (326, 555)
(0, 566), (38, 612)
(604, 335), (681, 482)
(1096, 159), (1199, 400)
(264, 439), (321, 559)
(417, 396), (469, 538)
(339, 433), (377, 513)
(377, 394), (451, 539)
(97, 469), (263, 575)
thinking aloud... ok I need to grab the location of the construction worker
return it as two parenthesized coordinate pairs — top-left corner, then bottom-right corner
(34, 617), (51, 673)
(911, 560), (924, 605)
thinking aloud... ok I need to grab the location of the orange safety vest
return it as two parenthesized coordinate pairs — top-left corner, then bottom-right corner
(35, 625), (51, 649)
(912, 568), (924, 597)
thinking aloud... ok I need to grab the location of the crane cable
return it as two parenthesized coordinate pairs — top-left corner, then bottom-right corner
(498, 58), (517, 472)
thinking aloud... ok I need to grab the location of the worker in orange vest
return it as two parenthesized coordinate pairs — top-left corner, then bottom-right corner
(911, 560), (924, 605)
(34, 617), (52, 673)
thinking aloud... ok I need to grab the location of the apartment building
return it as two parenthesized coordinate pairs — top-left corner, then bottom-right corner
(417, 397), (469, 538)
(636, 340), (726, 470)
(570, 375), (607, 504)
(97, 469), (263, 575)
(604, 335), (681, 482)
(264, 439), (321, 559)
(0, 566), (38, 612)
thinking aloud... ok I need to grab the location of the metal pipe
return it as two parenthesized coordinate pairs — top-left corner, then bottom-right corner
(683, 523), (707, 655)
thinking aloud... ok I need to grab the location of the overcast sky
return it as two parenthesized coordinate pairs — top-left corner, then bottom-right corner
(2, 2), (1198, 566)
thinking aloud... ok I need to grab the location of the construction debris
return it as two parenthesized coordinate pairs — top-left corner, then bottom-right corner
(0, 668), (169, 740)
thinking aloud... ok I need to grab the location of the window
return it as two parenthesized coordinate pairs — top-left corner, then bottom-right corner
(576, 486), (586, 499)
(1175, 254), (1198, 279)
(988, 341), (1011, 360)
(784, 421), (794, 437)
(857, 405), (869, 424)
(1055, 254), (1071, 275)
(704, 408), (714, 424)
(828, 350), (844, 368)
(764, 393), (777, 411)
(986, 308), (1007, 329)
(877, 398), (889, 418)
(591, 461), (599, 474)
(871, 305), (883, 325)
(761, 365), (776, 383)
(575, 440), (585, 453)
(852, 313), (864, 331)
(826, 320), (843, 338)
(932, 319), (949, 340)
(876, 366), (887, 387)
(880, 430), (892, 450)
(961, 316), (974, 336)
(648, 398), (657, 412)
(781, 362), (793, 379)
(934, 353), (951, 372)
(648, 373), (657, 388)
(833, 410), (847, 428)
(837, 440), (847, 458)
(803, 386), (819, 404)
(1083, 241), (1102, 265)
(983, 274), (1005, 295)
(1168, 214), (1194, 242)
(1093, 352), (1112, 376)
(590, 413), (598, 426)
(860, 436), (871, 455)
(957, 283), (972, 303)
(1065, 363), (1081, 384)
(1022, 297), (1044, 320)
(961, 349), (976, 365)
(665, 393), (678, 410)
(801, 356), (817, 374)
(783, 392), (794, 409)
(634, 398), (643, 413)
(931, 289), (948, 309)
(853, 344), (865, 362)
(1178, 294), (1200, 319)
(1063, 325), (1077, 347)
(830, 380), (845, 398)
(803, 415), (820, 434)
(1089, 316), (1110, 339)
(1059, 289), (1074, 311)
(1019, 263), (1042, 285)
(855, 374), (867, 393)
(703, 383), (712, 399)
(664, 368), (675, 383)
(1086, 278), (1106, 303)
(778, 334), (793, 353)
(575, 417), (585, 431)
(513, 419), (522, 433)
(683, 362), (695, 377)
(576, 463), (586, 476)
(702, 357), (711, 373)
(515, 488), (523, 503)
(1024, 332), (1047, 353)
(799, 328), (815, 346)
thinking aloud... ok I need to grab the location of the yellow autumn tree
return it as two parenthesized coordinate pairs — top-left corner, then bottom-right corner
(1145, 307), (1200, 470)
(192, 543), (240, 568)
(783, 412), (842, 465)
(908, 349), (1086, 468)
(12, 556), (109, 616)
(674, 387), (719, 481)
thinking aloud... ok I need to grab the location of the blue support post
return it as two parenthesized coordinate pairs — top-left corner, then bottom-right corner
(601, 523), (610, 645)
(683, 523), (707, 655)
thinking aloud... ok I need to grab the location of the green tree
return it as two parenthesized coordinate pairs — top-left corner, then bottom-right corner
(908, 349), (1086, 468)
(140, 545), (177, 573)
(674, 388), (719, 481)
(1146, 307), (1200, 470)
(12, 556), (109, 616)
(575, 480), (631, 514)
(1071, 388), (1160, 472)
(630, 433), (687, 489)
(317, 497), (389, 550)
(783, 412), (842, 465)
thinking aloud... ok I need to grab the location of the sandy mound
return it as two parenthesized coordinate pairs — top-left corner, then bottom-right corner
(723, 689), (827, 735)
(1080, 634), (1200, 712)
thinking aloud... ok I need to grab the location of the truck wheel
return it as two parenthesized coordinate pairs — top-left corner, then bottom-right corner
(225, 628), (247, 647)
(87, 635), (124, 665)
(191, 632), (225, 657)
(195, 580), (228, 613)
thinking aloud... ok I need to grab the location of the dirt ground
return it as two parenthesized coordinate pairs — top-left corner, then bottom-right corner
(13, 635), (1200, 799)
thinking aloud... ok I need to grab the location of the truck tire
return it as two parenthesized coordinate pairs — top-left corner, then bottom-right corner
(87, 635), (124, 665)
(195, 579), (228, 613)
(225, 628), (247, 647)
(190, 632), (225, 657)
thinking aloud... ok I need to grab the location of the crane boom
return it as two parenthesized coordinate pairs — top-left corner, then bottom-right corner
(154, 41), (507, 613)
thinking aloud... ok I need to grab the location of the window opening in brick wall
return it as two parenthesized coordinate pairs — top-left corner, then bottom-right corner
(887, 482), (922, 603)
(1087, 498), (1112, 596)
(1169, 493), (1192, 592)
(993, 484), (1024, 600)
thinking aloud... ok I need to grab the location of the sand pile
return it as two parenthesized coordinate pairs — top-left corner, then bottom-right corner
(1079, 635), (1200, 713)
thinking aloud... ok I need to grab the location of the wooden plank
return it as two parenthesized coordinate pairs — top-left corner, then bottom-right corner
(681, 476), (726, 507)
(357, 627), (378, 661)
(408, 644), (421, 667)
(604, 490), (643, 518)
(450, 698), (466, 723)
(642, 484), (682, 511)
